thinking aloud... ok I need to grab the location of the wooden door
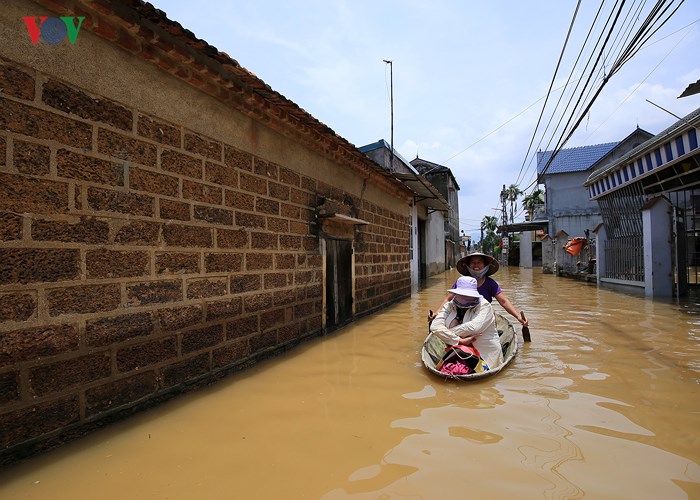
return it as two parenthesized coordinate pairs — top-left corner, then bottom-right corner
(326, 238), (353, 329)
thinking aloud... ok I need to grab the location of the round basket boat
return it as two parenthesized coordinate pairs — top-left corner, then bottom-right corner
(422, 313), (518, 380)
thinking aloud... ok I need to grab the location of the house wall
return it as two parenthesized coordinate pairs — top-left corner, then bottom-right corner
(545, 171), (601, 237)
(423, 210), (446, 276)
(0, 0), (410, 463)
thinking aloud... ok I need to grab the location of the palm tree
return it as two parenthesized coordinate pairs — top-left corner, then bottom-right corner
(479, 215), (499, 253)
(522, 188), (545, 221)
(506, 184), (523, 223)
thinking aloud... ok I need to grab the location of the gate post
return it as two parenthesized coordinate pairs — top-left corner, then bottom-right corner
(642, 196), (673, 297)
(592, 223), (606, 282)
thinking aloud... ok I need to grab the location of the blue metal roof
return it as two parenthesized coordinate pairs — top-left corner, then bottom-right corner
(537, 141), (619, 175)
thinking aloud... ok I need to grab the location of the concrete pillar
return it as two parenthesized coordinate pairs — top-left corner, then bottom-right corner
(541, 234), (554, 274)
(593, 223), (606, 281)
(642, 197), (673, 297)
(520, 231), (533, 268)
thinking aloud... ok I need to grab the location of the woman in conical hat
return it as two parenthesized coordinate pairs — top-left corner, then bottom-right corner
(430, 252), (528, 328)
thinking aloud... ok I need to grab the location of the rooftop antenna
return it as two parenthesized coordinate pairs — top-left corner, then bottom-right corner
(383, 59), (394, 168)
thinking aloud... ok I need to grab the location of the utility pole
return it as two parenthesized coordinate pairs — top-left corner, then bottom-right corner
(383, 59), (394, 168)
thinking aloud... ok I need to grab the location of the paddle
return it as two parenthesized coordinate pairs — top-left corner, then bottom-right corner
(520, 311), (531, 342)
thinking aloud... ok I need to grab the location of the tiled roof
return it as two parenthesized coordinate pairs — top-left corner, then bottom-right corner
(31, 0), (414, 200)
(537, 141), (619, 175)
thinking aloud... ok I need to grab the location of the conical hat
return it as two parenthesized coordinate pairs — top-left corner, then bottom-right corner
(456, 252), (499, 276)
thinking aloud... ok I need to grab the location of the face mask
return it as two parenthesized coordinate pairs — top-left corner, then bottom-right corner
(453, 297), (479, 309)
(468, 266), (489, 279)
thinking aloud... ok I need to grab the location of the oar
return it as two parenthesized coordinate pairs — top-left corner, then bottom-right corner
(520, 311), (531, 342)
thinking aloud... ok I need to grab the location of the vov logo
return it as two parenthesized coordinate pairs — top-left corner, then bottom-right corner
(23, 16), (85, 45)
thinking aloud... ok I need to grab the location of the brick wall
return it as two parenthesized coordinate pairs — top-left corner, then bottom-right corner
(0, 55), (410, 463)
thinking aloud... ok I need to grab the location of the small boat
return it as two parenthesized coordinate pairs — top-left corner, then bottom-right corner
(422, 313), (519, 380)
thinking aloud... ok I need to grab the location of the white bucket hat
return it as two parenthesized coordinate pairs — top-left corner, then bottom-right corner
(447, 276), (482, 299)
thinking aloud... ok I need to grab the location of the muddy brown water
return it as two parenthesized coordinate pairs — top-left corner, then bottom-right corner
(1, 267), (699, 499)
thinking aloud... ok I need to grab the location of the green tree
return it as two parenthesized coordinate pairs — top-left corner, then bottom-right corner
(506, 184), (523, 223)
(522, 187), (545, 221)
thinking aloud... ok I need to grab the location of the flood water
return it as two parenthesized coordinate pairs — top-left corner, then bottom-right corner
(2, 267), (700, 499)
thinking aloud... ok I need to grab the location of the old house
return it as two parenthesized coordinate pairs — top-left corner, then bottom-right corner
(0, 0), (415, 463)
(531, 128), (654, 275)
(359, 140), (449, 282)
(410, 157), (461, 270)
(585, 106), (700, 298)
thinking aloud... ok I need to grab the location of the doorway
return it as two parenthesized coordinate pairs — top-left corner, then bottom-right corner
(325, 238), (353, 330)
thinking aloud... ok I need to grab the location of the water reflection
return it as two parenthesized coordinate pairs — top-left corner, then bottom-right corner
(1, 267), (700, 499)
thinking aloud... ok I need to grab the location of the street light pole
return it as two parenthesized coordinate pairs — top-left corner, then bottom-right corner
(383, 59), (394, 167)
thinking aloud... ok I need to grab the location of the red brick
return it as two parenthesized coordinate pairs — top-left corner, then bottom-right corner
(204, 161), (238, 188)
(161, 353), (209, 388)
(0, 173), (69, 214)
(42, 80), (132, 131)
(0, 323), (77, 367)
(280, 235), (302, 250)
(86, 249), (149, 278)
(230, 274), (262, 294)
(184, 132), (221, 160)
(0, 136), (5, 167)
(264, 272), (290, 289)
(251, 231), (278, 250)
(205, 252), (243, 273)
(217, 227), (248, 248)
(0, 212), (22, 241)
(159, 198), (191, 221)
(87, 186), (154, 216)
(280, 203), (300, 219)
(0, 397), (79, 449)
(267, 217), (289, 233)
(137, 115), (180, 147)
(253, 158), (278, 179)
(255, 197), (280, 215)
(301, 176), (317, 191)
(277, 322), (302, 344)
(0, 371), (19, 404)
(47, 284), (120, 316)
(290, 221), (309, 235)
(246, 252), (273, 271)
(268, 181), (290, 201)
(162, 223), (212, 247)
(85, 371), (158, 417)
(97, 129), (157, 167)
(193, 205), (233, 225)
(126, 280), (182, 306)
(158, 305), (203, 332)
(275, 254), (296, 270)
(186, 278), (227, 299)
(224, 189), (254, 210)
(290, 187), (314, 205)
(249, 331), (276, 353)
(279, 167), (300, 187)
(116, 339), (177, 372)
(260, 307), (291, 331)
(226, 315), (258, 340)
(160, 149), (202, 178)
(0, 248), (80, 285)
(235, 211), (265, 229)
(243, 293), (273, 313)
(273, 289), (297, 306)
(85, 312), (155, 347)
(206, 297), (243, 321)
(114, 220), (161, 245)
(156, 252), (200, 275)
(130, 167), (179, 197)
(0, 62), (35, 100)
(182, 179), (222, 204)
(223, 145), (252, 171)
(13, 140), (50, 175)
(212, 339), (248, 368)
(182, 324), (224, 354)
(56, 149), (124, 186)
(239, 172), (267, 195)
(0, 97), (91, 149)
(0, 292), (36, 323)
(32, 216), (109, 243)
(29, 352), (111, 397)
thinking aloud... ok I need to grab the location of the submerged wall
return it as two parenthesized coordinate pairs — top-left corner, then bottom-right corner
(0, 0), (411, 464)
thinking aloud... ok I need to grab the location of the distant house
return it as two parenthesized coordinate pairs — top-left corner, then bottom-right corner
(537, 128), (654, 239)
(359, 141), (449, 282)
(410, 158), (461, 269)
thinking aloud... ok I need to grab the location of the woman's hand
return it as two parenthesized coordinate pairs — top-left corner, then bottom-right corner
(458, 334), (480, 345)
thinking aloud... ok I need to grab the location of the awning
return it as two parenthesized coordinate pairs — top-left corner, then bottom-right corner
(317, 213), (369, 225)
(585, 107), (700, 199)
(499, 220), (549, 233)
(392, 171), (449, 211)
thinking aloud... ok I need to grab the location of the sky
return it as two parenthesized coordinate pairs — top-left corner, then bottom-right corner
(151, 1), (700, 240)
